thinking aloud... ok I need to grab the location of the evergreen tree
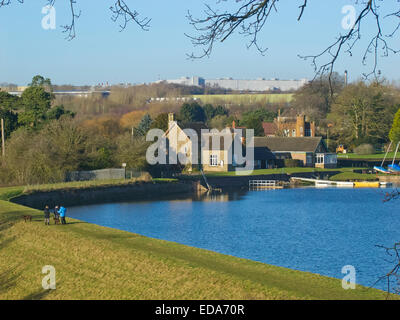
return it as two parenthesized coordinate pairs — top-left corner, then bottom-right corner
(180, 102), (206, 123)
(389, 108), (400, 143)
(134, 114), (153, 137)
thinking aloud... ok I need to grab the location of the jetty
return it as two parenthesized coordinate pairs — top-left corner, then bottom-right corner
(249, 180), (284, 189)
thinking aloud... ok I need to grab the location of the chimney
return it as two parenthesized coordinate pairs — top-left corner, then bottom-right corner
(232, 120), (236, 129)
(168, 113), (175, 123)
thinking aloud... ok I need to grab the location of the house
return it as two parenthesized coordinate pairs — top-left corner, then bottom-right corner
(263, 114), (315, 137)
(253, 136), (337, 169)
(165, 113), (336, 172)
(165, 113), (208, 171)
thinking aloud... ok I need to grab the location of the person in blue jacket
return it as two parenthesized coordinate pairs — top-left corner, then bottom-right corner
(58, 205), (67, 225)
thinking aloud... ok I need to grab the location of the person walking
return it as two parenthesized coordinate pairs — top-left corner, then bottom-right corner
(58, 205), (67, 225)
(53, 205), (60, 224)
(44, 205), (50, 225)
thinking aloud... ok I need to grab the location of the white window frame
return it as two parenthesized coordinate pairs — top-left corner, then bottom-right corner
(315, 154), (324, 164)
(210, 154), (218, 166)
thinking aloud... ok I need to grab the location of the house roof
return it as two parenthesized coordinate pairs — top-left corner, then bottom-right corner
(262, 122), (278, 136)
(181, 122), (208, 138)
(254, 147), (276, 160)
(254, 137), (324, 153)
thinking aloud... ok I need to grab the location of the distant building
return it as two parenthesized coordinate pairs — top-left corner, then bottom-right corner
(156, 76), (205, 87)
(263, 114), (315, 138)
(156, 76), (308, 92)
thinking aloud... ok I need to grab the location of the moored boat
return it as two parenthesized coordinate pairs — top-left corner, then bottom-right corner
(354, 181), (380, 188)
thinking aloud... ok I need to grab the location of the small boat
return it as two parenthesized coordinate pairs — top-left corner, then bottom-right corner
(373, 166), (391, 174)
(336, 181), (354, 187)
(380, 182), (393, 187)
(315, 182), (330, 188)
(388, 164), (400, 173)
(354, 181), (380, 188)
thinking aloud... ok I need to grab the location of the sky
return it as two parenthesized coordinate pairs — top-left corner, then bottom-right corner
(0, 0), (399, 85)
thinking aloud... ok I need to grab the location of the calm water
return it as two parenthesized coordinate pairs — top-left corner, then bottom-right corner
(68, 187), (400, 290)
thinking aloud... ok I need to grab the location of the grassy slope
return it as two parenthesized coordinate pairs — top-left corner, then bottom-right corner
(201, 167), (363, 178)
(0, 198), (392, 300)
(329, 172), (380, 182)
(338, 152), (400, 160)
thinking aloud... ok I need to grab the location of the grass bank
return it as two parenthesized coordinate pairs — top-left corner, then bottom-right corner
(0, 177), (179, 201)
(338, 152), (400, 160)
(329, 172), (380, 182)
(0, 194), (393, 299)
(198, 167), (364, 178)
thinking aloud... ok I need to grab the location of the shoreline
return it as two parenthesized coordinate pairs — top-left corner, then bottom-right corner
(0, 181), (395, 299)
(0, 198), (392, 300)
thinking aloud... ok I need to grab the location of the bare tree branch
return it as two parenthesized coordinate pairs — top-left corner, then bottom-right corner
(186, 0), (399, 94)
(110, 0), (151, 32)
(186, 0), (282, 58)
(0, 0), (150, 40)
(374, 242), (400, 298)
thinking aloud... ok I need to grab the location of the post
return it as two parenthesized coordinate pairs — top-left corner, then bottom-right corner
(327, 127), (329, 150)
(1, 118), (5, 157)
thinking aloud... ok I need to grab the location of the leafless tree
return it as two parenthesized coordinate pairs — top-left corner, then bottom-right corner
(186, 0), (400, 90)
(376, 189), (400, 297)
(374, 242), (400, 297)
(0, 0), (151, 40)
(1, 1), (400, 90)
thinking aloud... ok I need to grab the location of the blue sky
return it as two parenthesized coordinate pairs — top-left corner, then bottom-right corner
(0, 0), (399, 85)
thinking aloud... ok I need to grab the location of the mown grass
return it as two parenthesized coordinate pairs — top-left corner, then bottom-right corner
(0, 200), (394, 300)
(0, 175), (178, 198)
(338, 152), (400, 160)
(329, 172), (381, 182)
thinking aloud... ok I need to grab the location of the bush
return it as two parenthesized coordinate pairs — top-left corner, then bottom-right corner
(284, 159), (302, 168)
(354, 144), (375, 155)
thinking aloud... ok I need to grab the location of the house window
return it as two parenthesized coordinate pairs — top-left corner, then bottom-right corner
(210, 154), (218, 166)
(306, 154), (313, 165)
(305, 129), (311, 136)
(283, 129), (290, 137)
(292, 129), (296, 137)
(315, 154), (324, 164)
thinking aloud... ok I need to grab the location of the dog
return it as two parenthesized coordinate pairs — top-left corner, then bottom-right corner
(23, 215), (32, 222)
(53, 217), (60, 225)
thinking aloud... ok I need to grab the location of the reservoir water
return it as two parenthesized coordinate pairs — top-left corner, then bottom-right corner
(68, 187), (400, 290)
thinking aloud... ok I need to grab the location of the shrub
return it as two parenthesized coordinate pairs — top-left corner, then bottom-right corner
(284, 159), (302, 168)
(354, 144), (375, 155)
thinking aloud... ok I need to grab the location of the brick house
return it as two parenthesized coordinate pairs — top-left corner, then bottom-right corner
(263, 114), (315, 138)
(253, 136), (337, 169)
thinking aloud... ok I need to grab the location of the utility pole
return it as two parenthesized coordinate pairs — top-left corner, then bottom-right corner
(1, 118), (5, 157)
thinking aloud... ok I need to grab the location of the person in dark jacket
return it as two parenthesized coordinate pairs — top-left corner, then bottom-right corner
(53, 206), (60, 225)
(44, 205), (50, 225)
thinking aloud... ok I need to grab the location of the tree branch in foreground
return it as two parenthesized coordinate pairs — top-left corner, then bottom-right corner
(0, 0), (150, 40)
